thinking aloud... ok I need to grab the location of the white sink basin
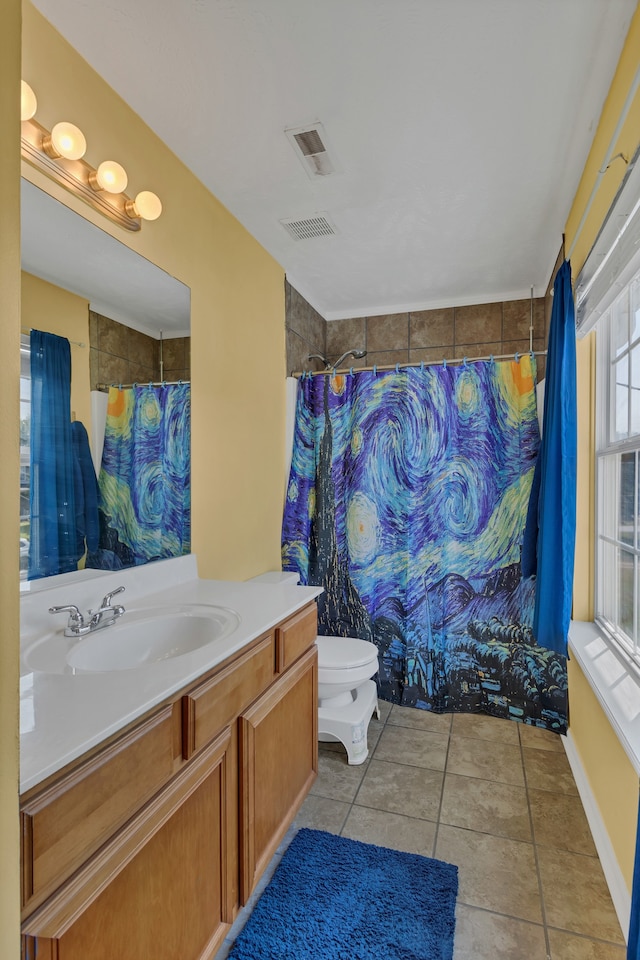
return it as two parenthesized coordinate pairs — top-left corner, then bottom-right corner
(23, 604), (241, 674)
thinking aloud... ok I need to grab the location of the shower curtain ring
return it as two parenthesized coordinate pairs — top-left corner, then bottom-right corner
(395, 363), (400, 373)
(349, 366), (354, 376)
(442, 358), (447, 369)
(463, 356), (468, 367)
(373, 364), (377, 375)
(420, 361), (424, 371)
(514, 352), (520, 362)
(132, 381), (138, 388)
(490, 354), (495, 365)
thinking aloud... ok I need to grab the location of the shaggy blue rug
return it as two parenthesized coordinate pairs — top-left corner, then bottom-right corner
(229, 828), (458, 959)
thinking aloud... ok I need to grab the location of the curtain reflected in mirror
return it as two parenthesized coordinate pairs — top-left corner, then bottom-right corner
(23, 332), (190, 579)
(87, 384), (191, 570)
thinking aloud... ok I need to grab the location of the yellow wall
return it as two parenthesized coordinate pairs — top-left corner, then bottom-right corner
(21, 0), (287, 582)
(21, 272), (91, 433)
(564, 2), (640, 898)
(1, 0), (22, 955)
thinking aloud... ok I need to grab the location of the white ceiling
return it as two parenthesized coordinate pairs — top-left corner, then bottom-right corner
(29, 0), (637, 321)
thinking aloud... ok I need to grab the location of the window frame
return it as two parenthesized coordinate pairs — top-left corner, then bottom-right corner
(595, 266), (640, 678)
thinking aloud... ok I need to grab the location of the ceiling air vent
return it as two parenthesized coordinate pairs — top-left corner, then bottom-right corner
(279, 214), (337, 241)
(285, 122), (337, 179)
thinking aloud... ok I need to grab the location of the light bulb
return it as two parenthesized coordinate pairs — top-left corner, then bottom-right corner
(93, 160), (128, 194)
(21, 81), (37, 121)
(129, 190), (162, 221)
(47, 122), (87, 160)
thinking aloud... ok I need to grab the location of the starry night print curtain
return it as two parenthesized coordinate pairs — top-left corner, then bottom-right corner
(87, 383), (191, 570)
(282, 357), (568, 733)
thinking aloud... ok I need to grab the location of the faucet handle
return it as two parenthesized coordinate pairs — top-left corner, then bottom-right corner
(100, 586), (125, 608)
(49, 604), (86, 627)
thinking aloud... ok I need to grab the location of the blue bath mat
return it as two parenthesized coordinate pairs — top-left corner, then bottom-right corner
(229, 828), (458, 959)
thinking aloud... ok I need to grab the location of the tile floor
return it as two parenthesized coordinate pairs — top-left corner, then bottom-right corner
(219, 703), (627, 960)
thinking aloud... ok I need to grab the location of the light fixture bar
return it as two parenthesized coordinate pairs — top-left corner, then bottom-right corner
(21, 117), (141, 232)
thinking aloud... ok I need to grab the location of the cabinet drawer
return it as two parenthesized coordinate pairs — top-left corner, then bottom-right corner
(276, 603), (317, 673)
(21, 704), (175, 913)
(182, 634), (274, 760)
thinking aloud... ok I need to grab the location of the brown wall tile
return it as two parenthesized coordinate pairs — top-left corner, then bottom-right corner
(99, 352), (130, 387)
(454, 302), (502, 344)
(503, 298), (545, 341)
(161, 337), (185, 372)
(366, 348), (410, 369)
(326, 317), (366, 359)
(367, 313), (409, 352)
(409, 346), (452, 365)
(128, 328), (157, 370)
(129, 362), (157, 384)
(98, 315), (129, 358)
(410, 309), (454, 349)
(454, 342), (502, 360)
(286, 281), (326, 352)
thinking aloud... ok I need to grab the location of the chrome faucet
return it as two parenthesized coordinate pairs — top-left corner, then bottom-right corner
(50, 586), (126, 637)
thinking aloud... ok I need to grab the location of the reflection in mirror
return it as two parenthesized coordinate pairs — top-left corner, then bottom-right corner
(20, 179), (191, 582)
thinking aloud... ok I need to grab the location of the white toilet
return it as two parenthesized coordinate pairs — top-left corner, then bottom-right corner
(316, 635), (380, 765)
(249, 572), (380, 765)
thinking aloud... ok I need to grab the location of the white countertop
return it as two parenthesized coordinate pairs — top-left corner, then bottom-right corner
(20, 556), (321, 793)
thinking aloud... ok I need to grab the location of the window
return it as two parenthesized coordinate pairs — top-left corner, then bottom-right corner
(20, 334), (30, 580)
(596, 267), (640, 667)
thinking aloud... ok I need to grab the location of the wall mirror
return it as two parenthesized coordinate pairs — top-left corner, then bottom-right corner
(20, 178), (191, 583)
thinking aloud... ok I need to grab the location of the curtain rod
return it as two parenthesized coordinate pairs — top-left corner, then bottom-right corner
(21, 328), (86, 348)
(292, 350), (547, 378)
(96, 379), (190, 391)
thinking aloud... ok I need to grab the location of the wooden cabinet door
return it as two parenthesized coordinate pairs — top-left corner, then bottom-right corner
(22, 729), (233, 960)
(239, 645), (317, 902)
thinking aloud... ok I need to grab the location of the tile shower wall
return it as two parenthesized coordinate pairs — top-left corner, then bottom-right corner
(324, 300), (547, 380)
(285, 281), (327, 374)
(285, 284), (548, 381)
(89, 311), (190, 389)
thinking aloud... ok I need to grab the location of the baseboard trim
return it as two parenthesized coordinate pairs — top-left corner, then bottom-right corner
(562, 729), (631, 942)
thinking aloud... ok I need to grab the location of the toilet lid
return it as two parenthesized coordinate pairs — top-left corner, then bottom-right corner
(315, 636), (379, 669)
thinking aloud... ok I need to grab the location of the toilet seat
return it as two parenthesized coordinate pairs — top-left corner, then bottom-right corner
(316, 635), (379, 671)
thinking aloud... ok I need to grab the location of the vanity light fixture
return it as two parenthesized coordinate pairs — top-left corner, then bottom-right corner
(20, 81), (162, 232)
(90, 160), (128, 194)
(42, 122), (87, 161)
(20, 81), (37, 121)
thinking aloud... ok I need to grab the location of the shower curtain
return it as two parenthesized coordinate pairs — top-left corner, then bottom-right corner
(87, 383), (190, 569)
(282, 358), (568, 732)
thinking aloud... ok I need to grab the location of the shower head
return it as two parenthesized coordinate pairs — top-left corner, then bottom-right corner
(332, 349), (367, 368)
(307, 349), (367, 370)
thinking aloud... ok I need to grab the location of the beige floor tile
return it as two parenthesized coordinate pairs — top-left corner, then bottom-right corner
(294, 794), (351, 833)
(435, 824), (542, 923)
(440, 773), (531, 842)
(523, 747), (578, 796)
(377, 698), (393, 723)
(341, 805), (436, 856)
(373, 724), (449, 771)
(519, 723), (566, 753)
(447, 735), (524, 786)
(537, 847), (624, 944)
(547, 928), (626, 958)
(529, 788), (597, 856)
(453, 904), (547, 959)
(366, 715), (385, 753)
(354, 758), (443, 821)
(388, 704), (453, 733)
(452, 713), (520, 744)
(309, 748), (369, 802)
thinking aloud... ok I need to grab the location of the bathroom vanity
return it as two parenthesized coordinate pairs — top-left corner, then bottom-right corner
(19, 558), (321, 960)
